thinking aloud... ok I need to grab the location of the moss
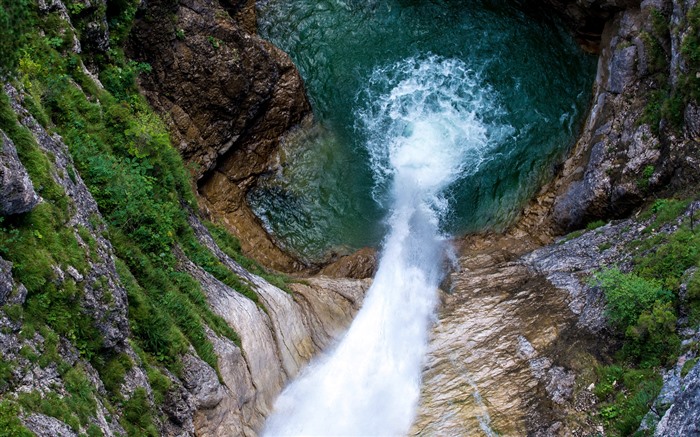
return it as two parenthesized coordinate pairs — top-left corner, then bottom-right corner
(586, 219), (607, 231)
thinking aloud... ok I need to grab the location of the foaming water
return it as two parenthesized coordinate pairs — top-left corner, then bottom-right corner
(252, 0), (595, 260)
(263, 57), (509, 436)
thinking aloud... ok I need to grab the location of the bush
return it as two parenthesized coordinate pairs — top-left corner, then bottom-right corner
(593, 268), (669, 329)
(0, 401), (33, 437)
(624, 301), (680, 367)
(121, 388), (158, 437)
(0, 0), (32, 76)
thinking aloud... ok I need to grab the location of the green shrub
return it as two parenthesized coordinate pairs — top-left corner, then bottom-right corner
(624, 301), (680, 367)
(0, 0), (32, 76)
(593, 268), (669, 329)
(0, 401), (33, 437)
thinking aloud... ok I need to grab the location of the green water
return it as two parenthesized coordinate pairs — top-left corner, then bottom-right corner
(251, 0), (596, 262)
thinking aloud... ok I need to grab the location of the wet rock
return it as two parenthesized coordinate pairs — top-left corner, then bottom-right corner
(412, 236), (603, 435)
(0, 130), (40, 215)
(521, 0), (633, 52)
(181, 215), (370, 434)
(319, 247), (378, 279)
(516, 0), (700, 236)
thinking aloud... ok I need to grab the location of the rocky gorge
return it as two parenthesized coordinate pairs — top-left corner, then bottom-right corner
(0, 0), (699, 436)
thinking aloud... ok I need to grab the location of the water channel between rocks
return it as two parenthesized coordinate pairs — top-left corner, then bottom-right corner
(255, 0), (596, 434)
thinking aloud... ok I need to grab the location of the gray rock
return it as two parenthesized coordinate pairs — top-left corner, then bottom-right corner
(686, 102), (700, 141)
(5, 84), (129, 349)
(0, 256), (13, 305)
(655, 361), (700, 436)
(23, 414), (77, 437)
(608, 45), (637, 93)
(0, 131), (40, 215)
(181, 353), (226, 409)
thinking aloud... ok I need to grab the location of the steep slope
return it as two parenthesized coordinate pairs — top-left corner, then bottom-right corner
(0, 1), (367, 435)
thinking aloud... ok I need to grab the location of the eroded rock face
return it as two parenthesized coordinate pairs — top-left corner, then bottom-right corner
(523, 0), (635, 52)
(179, 215), (369, 435)
(128, 0), (312, 272)
(655, 360), (700, 435)
(412, 236), (606, 436)
(0, 131), (40, 216)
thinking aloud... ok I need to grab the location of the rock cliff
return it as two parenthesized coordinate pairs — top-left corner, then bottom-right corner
(0, 1), (366, 435)
(127, 0), (312, 272)
(516, 0), (700, 240)
(2, 0), (699, 435)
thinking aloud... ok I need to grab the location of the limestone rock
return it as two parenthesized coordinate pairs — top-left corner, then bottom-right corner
(515, 0), (700, 236)
(0, 130), (40, 215)
(181, 215), (370, 435)
(0, 256), (13, 306)
(608, 44), (637, 93)
(412, 236), (603, 435)
(182, 353), (226, 410)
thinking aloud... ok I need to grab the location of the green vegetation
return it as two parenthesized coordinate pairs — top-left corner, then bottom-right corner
(594, 365), (664, 436)
(0, 1), (270, 433)
(589, 198), (700, 434)
(0, 401), (33, 437)
(120, 388), (158, 436)
(586, 219), (607, 231)
(0, 0), (32, 77)
(17, 365), (100, 432)
(642, 5), (700, 132)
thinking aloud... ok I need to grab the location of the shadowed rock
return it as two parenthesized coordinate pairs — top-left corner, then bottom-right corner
(0, 131), (39, 215)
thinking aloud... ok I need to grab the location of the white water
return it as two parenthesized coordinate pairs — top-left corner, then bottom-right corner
(264, 56), (509, 436)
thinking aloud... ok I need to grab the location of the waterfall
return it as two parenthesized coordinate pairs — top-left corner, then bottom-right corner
(263, 56), (509, 436)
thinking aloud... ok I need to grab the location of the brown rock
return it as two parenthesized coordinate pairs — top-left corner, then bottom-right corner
(319, 247), (378, 279)
(128, 0), (312, 272)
